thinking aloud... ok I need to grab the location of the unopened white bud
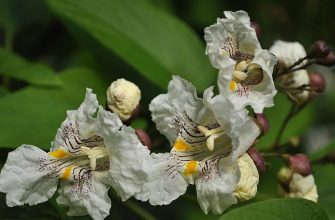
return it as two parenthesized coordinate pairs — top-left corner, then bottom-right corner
(234, 154), (259, 202)
(287, 173), (318, 203)
(106, 78), (141, 121)
(278, 167), (318, 203)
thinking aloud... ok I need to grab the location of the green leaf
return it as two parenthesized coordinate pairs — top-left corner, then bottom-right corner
(220, 198), (329, 220)
(0, 48), (62, 87)
(0, 0), (51, 33)
(314, 164), (335, 220)
(0, 86), (9, 98)
(257, 93), (315, 150)
(47, 0), (216, 91)
(309, 140), (335, 162)
(0, 67), (108, 149)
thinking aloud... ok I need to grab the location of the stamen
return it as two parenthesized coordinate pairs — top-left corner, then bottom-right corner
(235, 61), (249, 72)
(233, 70), (248, 82)
(80, 146), (110, 170)
(197, 126), (225, 151)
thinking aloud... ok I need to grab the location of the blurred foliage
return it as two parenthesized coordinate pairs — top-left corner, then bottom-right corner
(220, 198), (329, 220)
(0, 0), (334, 219)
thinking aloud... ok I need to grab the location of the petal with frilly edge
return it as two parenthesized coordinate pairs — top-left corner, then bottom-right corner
(0, 145), (58, 207)
(57, 177), (111, 220)
(217, 50), (277, 113)
(149, 76), (208, 145)
(205, 10), (261, 69)
(135, 153), (188, 205)
(195, 156), (239, 214)
(97, 108), (151, 201)
(204, 89), (260, 160)
(52, 89), (116, 153)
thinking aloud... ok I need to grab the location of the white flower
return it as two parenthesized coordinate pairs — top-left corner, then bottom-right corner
(278, 167), (318, 203)
(279, 173), (318, 203)
(270, 40), (310, 105)
(205, 11), (277, 113)
(234, 153), (259, 201)
(106, 78), (141, 120)
(136, 76), (260, 214)
(0, 89), (150, 220)
(288, 173), (318, 202)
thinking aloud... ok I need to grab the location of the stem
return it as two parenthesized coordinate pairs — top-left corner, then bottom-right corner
(288, 61), (314, 73)
(262, 152), (290, 159)
(273, 103), (296, 149)
(274, 58), (314, 80)
(286, 56), (309, 72)
(124, 200), (157, 220)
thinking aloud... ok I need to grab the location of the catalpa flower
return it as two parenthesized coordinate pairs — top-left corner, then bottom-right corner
(205, 10), (277, 113)
(270, 40), (311, 105)
(0, 89), (150, 220)
(278, 167), (318, 203)
(135, 76), (261, 214)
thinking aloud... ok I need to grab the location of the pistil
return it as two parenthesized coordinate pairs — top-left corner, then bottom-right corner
(197, 126), (225, 151)
(80, 146), (110, 170)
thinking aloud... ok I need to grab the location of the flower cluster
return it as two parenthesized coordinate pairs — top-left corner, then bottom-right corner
(1, 10), (332, 220)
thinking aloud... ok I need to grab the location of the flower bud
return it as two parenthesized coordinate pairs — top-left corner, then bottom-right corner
(309, 40), (330, 58)
(247, 147), (266, 174)
(287, 173), (318, 202)
(135, 129), (152, 149)
(309, 72), (326, 94)
(316, 50), (335, 66)
(255, 113), (269, 135)
(234, 153), (259, 202)
(106, 78), (141, 121)
(250, 21), (261, 39)
(288, 154), (312, 176)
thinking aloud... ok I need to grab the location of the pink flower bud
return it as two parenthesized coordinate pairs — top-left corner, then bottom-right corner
(247, 147), (266, 174)
(309, 72), (326, 94)
(309, 40), (330, 58)
(288, 154), (312, 176)
(250, 21), (262, 39)
(135, 129), (152, 149)
(317, 50), (335, 66)
(255, 113), (269, 135)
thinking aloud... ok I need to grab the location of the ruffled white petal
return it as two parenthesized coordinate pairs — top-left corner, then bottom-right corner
(52, 88), (103, 151)
(195, 156), (239, 214)
(217, 50), (277, 113)
(203, 89), (260, 160)
(135, 153), (188, 205)
(149, 76), (207, 144)
(205, 10), (261, 69)
(0, 145), (58, 207)
(57, 177), (111, 220)
(97, 108), (150, 201)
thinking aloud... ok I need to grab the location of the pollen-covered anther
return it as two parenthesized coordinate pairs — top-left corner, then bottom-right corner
(80, 146), (110, 170)
(235, 60), (249, 72)
(197, 126), (225, 151)
(233, 62), (263, 85)
(243, 63), (263, 85)
(233, 70), (248, 82)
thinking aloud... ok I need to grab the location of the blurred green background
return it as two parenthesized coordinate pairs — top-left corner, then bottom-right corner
(0, 0), (334, 219)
